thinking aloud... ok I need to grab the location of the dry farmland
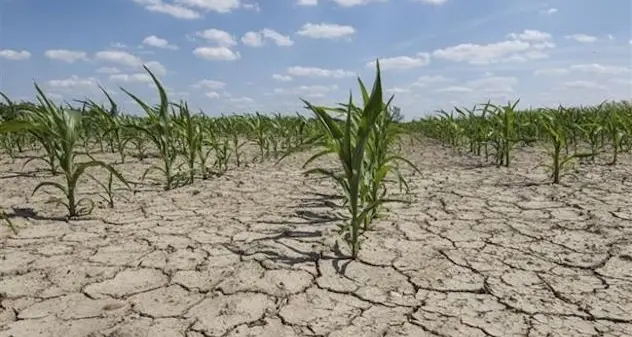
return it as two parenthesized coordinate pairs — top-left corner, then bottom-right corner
(0, 67), (631, 337)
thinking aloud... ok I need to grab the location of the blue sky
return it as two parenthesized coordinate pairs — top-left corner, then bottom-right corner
(0, 0), (630, 119)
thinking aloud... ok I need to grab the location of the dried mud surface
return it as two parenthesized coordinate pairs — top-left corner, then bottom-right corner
(1, 141), (631, 337)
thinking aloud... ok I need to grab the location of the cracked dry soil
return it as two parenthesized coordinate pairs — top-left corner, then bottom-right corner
(0, 141), (631, 337)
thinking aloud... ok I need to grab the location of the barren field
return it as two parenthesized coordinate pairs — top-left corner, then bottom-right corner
(1, 141), (631, 337)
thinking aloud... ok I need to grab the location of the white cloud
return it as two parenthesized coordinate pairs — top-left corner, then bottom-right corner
(48, 75), (97, 88)
(272, 74), (293, 82)
(369, 53), (431, 70)
(0, 49), (31, 60)
(110, 73), (153, 83)
(433, 40), (530, 64)
(611, 78), (632, 86)
(507, 29), (552, 42)
(95, 50), (143, 67)
(132, 0), (201, 19)
(534, 68), (569, 76)
(540, 7), (558, 15)
(565, 34), (598, 43)
(274, 84), (338, 97)
(411, 75), (453, 86)
(563, 80), (606, 90)
(436, 86), (473, 93)
(287, 66), (355, 78)
(570, 64), (630, 75)
(241, 31), (263, 47)
(196, 28), (237, 46)
(297, 0), (317, 5)
(242, 29), (294, 47)
(412, 0), (448, 4)
(386, 87), (411, 94)
(524, 50), (549, 60)
(175, 0), (240, 13)
(206, 91), (221, 99)
(44, 49), (88, 63)
(261, 29), (294, 46)
(192, 79), (226, 89)
(297, 23), (355, 39)
(433, 30), (555, 65)
(467, 76), (517, 93)
(434, 76), (517, 95)
(330, 0), (386, 7)
(242, 2), (260, 11)
(111, 42), (128, 49)
(193, 46), (241, 61)
(142, 35), (178, 49)
(96, 67), (121, 74)
(230, 96), (254, 103)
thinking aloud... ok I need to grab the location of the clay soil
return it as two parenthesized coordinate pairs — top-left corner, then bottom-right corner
(1, 141), (631, 337)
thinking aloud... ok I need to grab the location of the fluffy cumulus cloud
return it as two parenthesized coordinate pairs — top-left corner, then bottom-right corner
(196, 28), (237, 46)
(241, 29), (294, 47)
(287, 66), (355, 78)
(369, 53), (431, 70)
(297, 23), (356, 39)
(44, 49), (88, 62)
(565, 34), (598, 43)
(192, 79), (227, 89)
(2, 0), (630, 117)
(432, 29), (556, 65)
(142, 35), (179, 49)
(193, 46), (241, 60)
(94, 50), (143, 67)
(130, 0), (245, 19)
(47, 75), (98, 89)
(0, 49), (31, 60)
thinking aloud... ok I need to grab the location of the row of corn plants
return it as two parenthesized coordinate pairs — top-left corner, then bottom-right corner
(406, 100), (632, 183)
(0, 66), (324, 223)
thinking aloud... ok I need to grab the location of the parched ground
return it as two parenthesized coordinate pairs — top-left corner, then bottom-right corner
(0, 141), (631, 337)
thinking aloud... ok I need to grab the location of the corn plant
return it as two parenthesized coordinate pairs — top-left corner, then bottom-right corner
(23, 85), (129, 217)
(361, 102), (421, 229)
(576, 107), (604, 162)
(89, 171), (127, 208)
(488, 101), (521, 167)
(123, 66), (179, 190)
(248, 112), (270, 162)
(301, 61), (398, 258)
(82, 87), (128, 163)
(537, 107), (591, 184)
(213, 137), (231, 174)
(123, 118), (150, 161)
(602, 104), (627, 165)
(173, 101), (202, 184)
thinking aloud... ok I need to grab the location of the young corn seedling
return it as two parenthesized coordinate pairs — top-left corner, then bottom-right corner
(602, 104), (627, 165)
(213, 137), (231, 174)
(123, 66), (179, 190)
(302, 60), (392, 259)
(361, 101), (421, 229)
(248, 112), (270, 163)
(89, 171), (128, 208)
(123, 118), (150, 161)
(26, 85), (129, 217)
(81, 88), (128, 163)
(173, 101), (202, 184)
(537, 107), (591, 184)
(576, 108), (604, 162)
